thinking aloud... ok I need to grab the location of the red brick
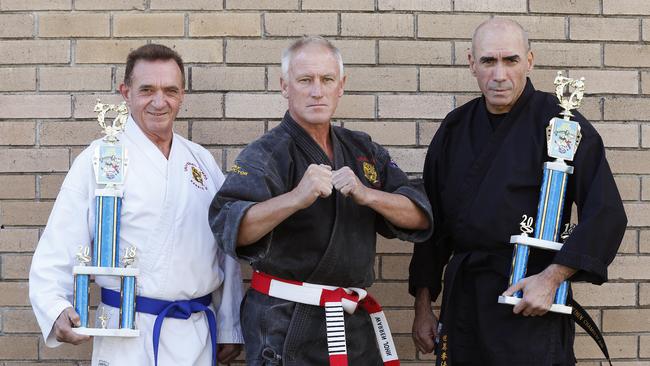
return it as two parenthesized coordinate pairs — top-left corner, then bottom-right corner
(40, 174), (66, 199)
(39, 338), (92, 360)
(0, 176), (36, 199)
(0, 67), (36, 91)
(0, 282), (29, 306)
(0, 229), (39, 253)
(0, 335), (39, 359)
(0, 121), (36, 145)
(2, 308), (41, 333)
(1, 254), (32, 279)
(1, 201), (55, 226)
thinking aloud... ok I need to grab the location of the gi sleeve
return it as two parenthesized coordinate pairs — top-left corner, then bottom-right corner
(552, 123), (627, 285)
(373, 144), (434, 243)
(211, 246), (245, 344)
(408, 126), (452, 301)
(209, 146), (285, 263)
(28, 148), (94, 347)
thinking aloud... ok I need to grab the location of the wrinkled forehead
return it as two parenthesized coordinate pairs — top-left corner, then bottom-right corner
(473, 25), (528, 58)
(130, 59), (184, 86)
(289, 44), (340, 76)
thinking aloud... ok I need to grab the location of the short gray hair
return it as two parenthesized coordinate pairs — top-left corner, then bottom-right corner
(281, 36), (344, 79)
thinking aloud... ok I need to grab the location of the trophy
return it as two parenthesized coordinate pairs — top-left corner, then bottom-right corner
(498, 72), (585, 315)
(72, 100), (139, 337)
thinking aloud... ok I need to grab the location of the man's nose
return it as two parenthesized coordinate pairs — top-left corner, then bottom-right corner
(310, 80), (323, 98)
(493, 63), (506, 81)
(151, 91), (165, 107)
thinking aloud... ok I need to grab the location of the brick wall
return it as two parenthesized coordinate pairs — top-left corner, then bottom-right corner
(0, 0), (648, 364)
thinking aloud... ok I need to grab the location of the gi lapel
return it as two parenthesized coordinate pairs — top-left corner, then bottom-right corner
(280, 111), (333, 166)
(451, 79), (536, 233)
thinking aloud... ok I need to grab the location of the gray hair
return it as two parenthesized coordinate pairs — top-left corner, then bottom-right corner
(471, 18), (530, 57)
(281, 36), (344, 79)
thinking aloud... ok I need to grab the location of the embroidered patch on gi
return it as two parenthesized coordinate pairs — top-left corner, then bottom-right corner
(228, 164), (248, 176)
(98, 361), (110, 366)
(357, 156), (380, 187)
(184, 162), (208, 190)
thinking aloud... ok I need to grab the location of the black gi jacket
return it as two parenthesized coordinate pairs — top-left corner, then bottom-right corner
(211, 111), (433, 365)
(409, 79), (627, 365)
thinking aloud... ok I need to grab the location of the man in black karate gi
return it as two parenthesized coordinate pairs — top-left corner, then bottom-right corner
(210, 36), (433, 365)
(409, 18), (627, 365)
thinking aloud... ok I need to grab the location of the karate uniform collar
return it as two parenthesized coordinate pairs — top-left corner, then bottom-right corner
(123, 114), (175, 177)
(280, 111), (336, 166)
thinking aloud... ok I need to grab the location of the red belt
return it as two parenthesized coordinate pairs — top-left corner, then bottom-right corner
(251, 271), (399, 366)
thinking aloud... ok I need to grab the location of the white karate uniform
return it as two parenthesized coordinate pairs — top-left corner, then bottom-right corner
(29, 116), (244, 366)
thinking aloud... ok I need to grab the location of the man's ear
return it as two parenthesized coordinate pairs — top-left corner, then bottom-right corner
(338, 75), (347, 97)
(119, 83), (130, 102)
(280, 77), (289, 99)
(468, 51), (477, 77)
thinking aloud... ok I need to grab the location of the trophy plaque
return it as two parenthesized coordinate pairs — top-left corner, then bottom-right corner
(498, 72), (585, 315)
(72, 100), (139, 337)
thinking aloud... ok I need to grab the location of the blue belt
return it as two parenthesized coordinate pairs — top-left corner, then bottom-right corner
(101, 288), (217, 366)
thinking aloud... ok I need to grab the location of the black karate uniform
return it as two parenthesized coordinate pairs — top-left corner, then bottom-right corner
(409, 79), (627, 366)
(211, 112), (433, 365)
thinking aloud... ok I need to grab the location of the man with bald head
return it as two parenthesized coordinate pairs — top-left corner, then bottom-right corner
(211, 36), (432, 365)
(409, 18), (626, 365)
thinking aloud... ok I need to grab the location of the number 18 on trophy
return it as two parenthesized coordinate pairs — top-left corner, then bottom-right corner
(72, 100), (140, 337)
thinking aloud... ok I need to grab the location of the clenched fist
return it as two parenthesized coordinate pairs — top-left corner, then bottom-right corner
(332, 166), (370, 205)
(291, 164), (333, 209)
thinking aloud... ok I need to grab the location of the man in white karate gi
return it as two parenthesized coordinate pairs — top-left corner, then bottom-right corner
(29, 44), (243, 365)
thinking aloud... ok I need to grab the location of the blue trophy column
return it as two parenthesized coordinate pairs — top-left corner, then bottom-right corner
(120, 276), (137, 329)
(74, 274), (90, 327)
(510, 164), (570, 301)
(94, 195), (122, 268)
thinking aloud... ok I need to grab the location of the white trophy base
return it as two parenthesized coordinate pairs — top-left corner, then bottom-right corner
(73, 266), (139, 276)
(73, 327), (140, 337)
(509, 235), (563, 251)
(498, 295), (572, 315)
